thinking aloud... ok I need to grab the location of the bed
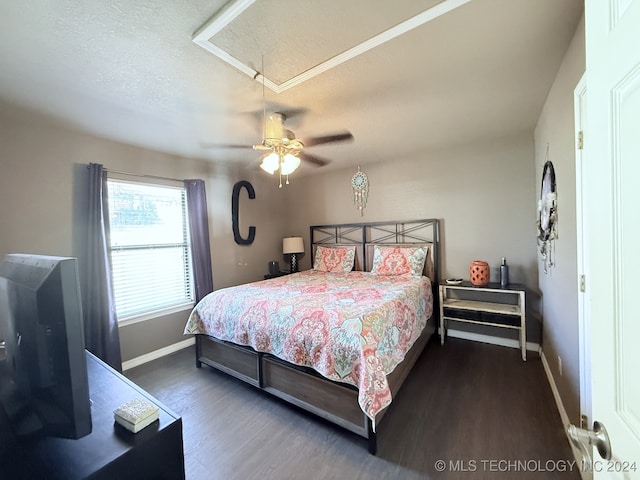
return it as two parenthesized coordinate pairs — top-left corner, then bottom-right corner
(184, 219), (440, 454)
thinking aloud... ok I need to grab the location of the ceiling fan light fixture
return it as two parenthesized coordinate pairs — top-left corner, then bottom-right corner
(260, 149), (301, 187)
(280, 154), (301, 175)
(260, 152), (280, 174)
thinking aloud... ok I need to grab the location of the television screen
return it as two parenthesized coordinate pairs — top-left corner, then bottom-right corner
(0, 254), (91, 442)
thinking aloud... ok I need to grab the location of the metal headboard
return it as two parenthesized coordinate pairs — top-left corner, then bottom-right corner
(310, 219), (440, 282)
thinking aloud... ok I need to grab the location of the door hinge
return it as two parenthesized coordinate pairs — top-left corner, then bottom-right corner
(579, 275), (586, 293)
(581, 414), (589, 429)
(577, 131), (584, 150)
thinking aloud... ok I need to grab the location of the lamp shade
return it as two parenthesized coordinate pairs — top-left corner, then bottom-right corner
(283, 237), (304, 254)
(260, 152), (279, 174)
(280, 154), (301, 175)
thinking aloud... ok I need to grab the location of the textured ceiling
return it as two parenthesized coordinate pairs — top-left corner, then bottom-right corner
(0, 0), (584, 175)
(196, 0), (449, 88)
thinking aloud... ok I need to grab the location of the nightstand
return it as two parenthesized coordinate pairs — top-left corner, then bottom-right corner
(264, 271), (291, 279)
(439, 281), (527, 361)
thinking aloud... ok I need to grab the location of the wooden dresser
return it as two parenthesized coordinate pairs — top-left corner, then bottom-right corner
(0, 351), (185, 479)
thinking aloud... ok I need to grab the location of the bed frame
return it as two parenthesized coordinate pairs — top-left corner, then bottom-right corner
(194, 219), (440, 454)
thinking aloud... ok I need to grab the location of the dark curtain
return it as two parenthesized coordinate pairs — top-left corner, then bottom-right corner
(82, 163), (122, 371)
(185, 179), (214, 302)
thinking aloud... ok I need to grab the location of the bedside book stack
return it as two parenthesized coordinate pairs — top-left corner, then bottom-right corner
(114, 398), (160, 433)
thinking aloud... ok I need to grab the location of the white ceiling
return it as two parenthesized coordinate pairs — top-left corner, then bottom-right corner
(0, 0), (583, 174)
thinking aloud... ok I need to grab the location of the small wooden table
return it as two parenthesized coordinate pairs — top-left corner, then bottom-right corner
(439, 281), (528, 361)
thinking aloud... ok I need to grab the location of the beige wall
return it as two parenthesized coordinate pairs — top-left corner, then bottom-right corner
(534, 15), (585, 424)
(0, 103), (286, 362)
(285, 135), (539, 284)
(283, 133), (541, 342)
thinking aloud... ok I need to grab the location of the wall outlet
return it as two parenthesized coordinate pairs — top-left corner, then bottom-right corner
(558, 355), (563, 376)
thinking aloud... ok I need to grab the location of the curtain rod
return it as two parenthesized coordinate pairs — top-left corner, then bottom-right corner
(102, 167), (185, 184)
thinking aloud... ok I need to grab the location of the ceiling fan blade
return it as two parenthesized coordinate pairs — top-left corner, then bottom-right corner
(201, 142), (253, 149)
(302, 132), (354, 147)
(277, 108), (307, 122)
(299, 151), (330, 167)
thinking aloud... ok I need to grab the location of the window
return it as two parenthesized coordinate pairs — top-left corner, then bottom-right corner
(107, 178), (194, 322)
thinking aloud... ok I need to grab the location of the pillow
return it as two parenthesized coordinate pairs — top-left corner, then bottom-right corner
(313, 246), (356, 273)
(370, 245), (427, 276)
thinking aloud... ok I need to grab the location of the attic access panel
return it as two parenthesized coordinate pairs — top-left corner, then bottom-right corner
(193, 0), (469, 93)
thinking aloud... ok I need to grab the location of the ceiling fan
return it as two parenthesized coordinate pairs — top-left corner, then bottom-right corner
(206, 111), (353, 188)
(255, 112), (353, 186)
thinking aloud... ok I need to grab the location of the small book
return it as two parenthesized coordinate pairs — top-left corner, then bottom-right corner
(114, 398), (159, 433)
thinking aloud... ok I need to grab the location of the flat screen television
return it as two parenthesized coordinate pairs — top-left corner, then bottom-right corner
(0, 254), (92, 444)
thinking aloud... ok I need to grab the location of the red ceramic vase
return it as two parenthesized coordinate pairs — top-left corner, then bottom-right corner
(469, 260), (490, 286)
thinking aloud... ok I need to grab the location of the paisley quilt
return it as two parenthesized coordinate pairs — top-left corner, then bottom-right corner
(184, 270), (433, 423)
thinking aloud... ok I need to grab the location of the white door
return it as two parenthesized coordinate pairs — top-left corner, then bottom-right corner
(577, 0), (640, 478)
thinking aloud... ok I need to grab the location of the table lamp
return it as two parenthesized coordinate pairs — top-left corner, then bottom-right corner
(283, 237), (304, 273)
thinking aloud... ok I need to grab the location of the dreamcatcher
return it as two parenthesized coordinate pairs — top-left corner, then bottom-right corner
(351, 166), (369, 216)
(537, 149), (557, 274)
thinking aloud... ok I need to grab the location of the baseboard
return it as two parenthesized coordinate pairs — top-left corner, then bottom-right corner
(540, 349), (588, 480)
(122, 337), (195, 371)
(445, 328), (540, 352)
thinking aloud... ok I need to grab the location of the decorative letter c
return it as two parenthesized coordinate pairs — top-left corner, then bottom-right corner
(232, 181), (256, 245)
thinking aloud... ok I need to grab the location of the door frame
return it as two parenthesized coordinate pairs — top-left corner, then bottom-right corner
(573, 73), (593, 480)
(574, 73), (591, 430)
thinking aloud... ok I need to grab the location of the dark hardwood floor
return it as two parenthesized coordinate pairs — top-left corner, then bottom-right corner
(125, 338), (581, 480)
